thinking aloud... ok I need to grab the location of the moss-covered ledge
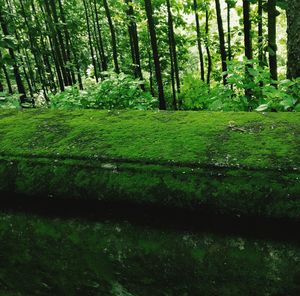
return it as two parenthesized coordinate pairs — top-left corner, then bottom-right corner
(0, 110), (299, 219)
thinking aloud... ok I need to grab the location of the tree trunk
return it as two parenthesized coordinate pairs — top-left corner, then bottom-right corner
(243, 0), (253, 101)
(258, 0), (264, 67)
(103, 0), (120, 74)
(205, 8), (212, 85)
(125, 0), (144, 90)
(144, 0), (166, 110)
(93, 0), (108, 72)
(83, 0), (98, 82)
(167, 0), (177, 110)
(0, 6), (27, 103)
(243, 0), (253, 60)
(215, 0), (227, 85)
(227, 1), (232, 61)
(0, 50), (13, 94)
(267, 0), (278, 81)
(287, 0), (300, 79)
(193, 0), (205, 82)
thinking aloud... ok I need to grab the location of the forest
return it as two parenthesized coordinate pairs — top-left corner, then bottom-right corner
(0, 0), (299, 112)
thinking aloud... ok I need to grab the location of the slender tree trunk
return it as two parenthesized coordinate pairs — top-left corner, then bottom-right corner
(0, 74), (3, 92)
(103, 0), (120, 73)
(144, 0), (166, 110)
(0, 6), (27, 103)
(205, 8), (212, 85)
(49, 0), (72, 85)
(125, 0), (144, 89)
(286, 0), (300, 79)
(267, 0), (278, 81)
(147, 39), (155, 97)
(93, 0), (108, 72)
(243, 0), (253, 60)
(193, 0), (205, 81)
(0, 50), (13, 94)
(215, 0), (227, 84)
(168, 1), (180, 95)
(258, 0), (264, 67)
(227, 1), (232, 61)
(43, 0), (66, 90)
(58, 0), (76, 84)
(243, 0), (254, 101)
(83, 0), (98, 82)
(167, 0), (177, 110)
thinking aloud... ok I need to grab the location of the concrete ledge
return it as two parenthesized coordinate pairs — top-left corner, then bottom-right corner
(0, 212), (299, 295)
(0, 110), (299, 219)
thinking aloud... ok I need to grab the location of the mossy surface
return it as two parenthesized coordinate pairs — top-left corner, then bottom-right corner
(0, 110), (299, 218)
(0, 212), (299, 296)
(0, 109), (299, 170)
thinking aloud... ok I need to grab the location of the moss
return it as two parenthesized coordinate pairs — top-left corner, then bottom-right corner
(0, 212), (300, 295)
(0, 110), (299, 219)
(0, 110), (299, 170)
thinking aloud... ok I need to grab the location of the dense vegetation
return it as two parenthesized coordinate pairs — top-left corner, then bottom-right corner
(0, 0), (300, 112)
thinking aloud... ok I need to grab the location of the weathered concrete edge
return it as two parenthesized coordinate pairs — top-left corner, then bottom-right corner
(0, 155), (299, 219)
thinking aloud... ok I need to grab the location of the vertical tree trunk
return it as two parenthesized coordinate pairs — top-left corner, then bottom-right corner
(193, 0), (205, 82)
(49, 0), (72, 85)
(0, 6), (27, 103)
(43, 0), (66, 90)
(205, 8), (212, 85)
(103, 0), (120, 74)
(243, 0), (253, 60)
(243, 0), (253, 101)
(0, 74), (3, 92)
(167, 0), (177, 110)
(227, 1), (232, 61)
(267, 0), (278, 81)
(83, 0), (98, 82)
(0, 50), (13, 94)
(286, 0), (300, 79)
(215, 0), (227, 85)
(58, 0), (76, 84)
(125, 0), (145, 89)
(257, 0), (264, 67)
(144, 0), (166, 110)
(93, 0), (108, 72)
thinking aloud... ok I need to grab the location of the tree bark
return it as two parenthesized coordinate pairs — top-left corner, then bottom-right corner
(83, 0), (98, 82)
(267, 0), (278, 81)
(205, 8), (212, 85)
(103, 0), (120, 74)
(227, 1), (232, 61)
(0, 6), (27, 103)
(93, 0), (108, 72)
(258, 0), (264, 67)
(167, 0), (177, 110)
(193, 0), (205, 82)
(144, 0), (166, 110)
(287, 0), (300, 79)
(215, 0), (227, 85)
(125, 0), (144, 89)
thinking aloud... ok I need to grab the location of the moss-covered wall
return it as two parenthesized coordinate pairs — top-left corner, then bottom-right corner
(0, 212), (299, 296)
(0, 110), (299, 218)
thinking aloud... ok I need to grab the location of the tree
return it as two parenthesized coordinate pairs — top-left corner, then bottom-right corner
(193, 0), (205, 81)
(144, 0), (166, 110)
(125, 0), (144, 88)
(267, 0), (278, 81)
(103, 0), (120, 74)
(286, 0), (300, 79)
(215, 0), (227, 85)
(0, 4), (27, 103)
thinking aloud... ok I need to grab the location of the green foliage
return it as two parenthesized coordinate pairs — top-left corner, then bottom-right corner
(0, 92), (19, 109)
(50, 73), (157, 110)
(180, 60), (300, 112)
